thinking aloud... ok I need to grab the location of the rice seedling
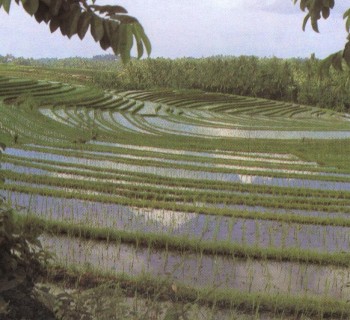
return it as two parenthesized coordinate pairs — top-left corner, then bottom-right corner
(1, 72), (350, 317)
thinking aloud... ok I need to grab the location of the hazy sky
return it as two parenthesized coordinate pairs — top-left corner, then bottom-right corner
(0, 0), (348, 59)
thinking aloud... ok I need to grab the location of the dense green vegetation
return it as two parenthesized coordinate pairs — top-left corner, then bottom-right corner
(2, 55), (350, 113)
(92, 56), (350, 113)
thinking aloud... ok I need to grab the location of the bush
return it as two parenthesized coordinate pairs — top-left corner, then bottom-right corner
(0, 199), (50, 316)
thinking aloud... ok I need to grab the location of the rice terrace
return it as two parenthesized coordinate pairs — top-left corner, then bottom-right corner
(2, 1), (350, 319)
(0, 56), (350, 319)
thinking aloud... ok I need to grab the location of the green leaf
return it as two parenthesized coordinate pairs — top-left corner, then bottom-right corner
(40, 0), (51, 7)
(132, 23), (144, 59)
(77, 11), (91, 40)
(2, 0), (11, 13)
(34, 1), (50, 23)
(109, 14), (138, 24)
(66, 6), (81, 38)
(311, 17), (319, 32)
(91, 15), (104, 42)
(103, 19), (112, 39)
(343, 41), (350, 67)
(22, 0), (39, 16)
(49, 16), (60, 33)
(345, 17), (350, 33)
(49, 0), (61, 16)
(99, 32), (110, 50)
(98, 20), (113, 51)
(59, 5), (80, 38)
(90, 4), (127, 15)
(59, 10), (70, 36)
(136, 37), (144, 59)
(343, 8), (350, 19)
(302, 13), (310, 31)
(110, 23), (120, 54)
(319, 55), (332, 78)
(119, 23), (133, 63)
(321, 7), (329, 19)
(331, 51), (343, 71)
(134, 23), (151, 56)
(300, 0), (307, 11)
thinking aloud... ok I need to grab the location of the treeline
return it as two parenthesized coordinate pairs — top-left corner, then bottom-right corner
(0, 54), (122, 70)
(93, 56), (350, 112)
(1, 54), (350, 111)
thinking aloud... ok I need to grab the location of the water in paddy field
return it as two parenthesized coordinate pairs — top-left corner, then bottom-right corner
(111, 113), (152, 134)
(3, 78), (350, 315)
(4, 148), (350, 191)
(144, 117), (350, 139)
(41, 234), (350, 300)
(25, 144), (317, 167)
(2, 191), (349, 254)
(2, 162), (51, 175)
(88, 141), (303, 160)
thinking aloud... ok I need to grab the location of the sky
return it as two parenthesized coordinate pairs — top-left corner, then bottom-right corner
(0, 0), (348, 59)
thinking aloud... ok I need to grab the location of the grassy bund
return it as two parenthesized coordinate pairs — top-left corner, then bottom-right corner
(1, 66), (350, 318)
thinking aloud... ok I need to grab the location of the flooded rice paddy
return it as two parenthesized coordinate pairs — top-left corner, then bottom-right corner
(42, 235), (350, 300)
(2, 80), (350, 310)
(4, 147), (350, 191)
(2, 191), (350, 253)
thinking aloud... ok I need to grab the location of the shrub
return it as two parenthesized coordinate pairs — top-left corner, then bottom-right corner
(0, 199), (50, 315)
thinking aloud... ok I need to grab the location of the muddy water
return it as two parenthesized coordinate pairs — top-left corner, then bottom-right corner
(3, 191), (349, 253)
(41, 235), (350, 300)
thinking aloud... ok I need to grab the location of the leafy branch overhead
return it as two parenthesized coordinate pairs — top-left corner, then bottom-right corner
(0, 0), (151, 63)
(294, 0), (350, 74)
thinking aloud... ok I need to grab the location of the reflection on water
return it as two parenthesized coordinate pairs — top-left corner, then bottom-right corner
(2, 191), (349, 253)
(42, 235), (350, 300)
(89, 141), (300, 160)
(26, 144), (318, 167)
(145, 117), (350, 139)
(111, 113), (153, 134)
(2, 162), (50, 175)
(4, 148), (350, 191)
